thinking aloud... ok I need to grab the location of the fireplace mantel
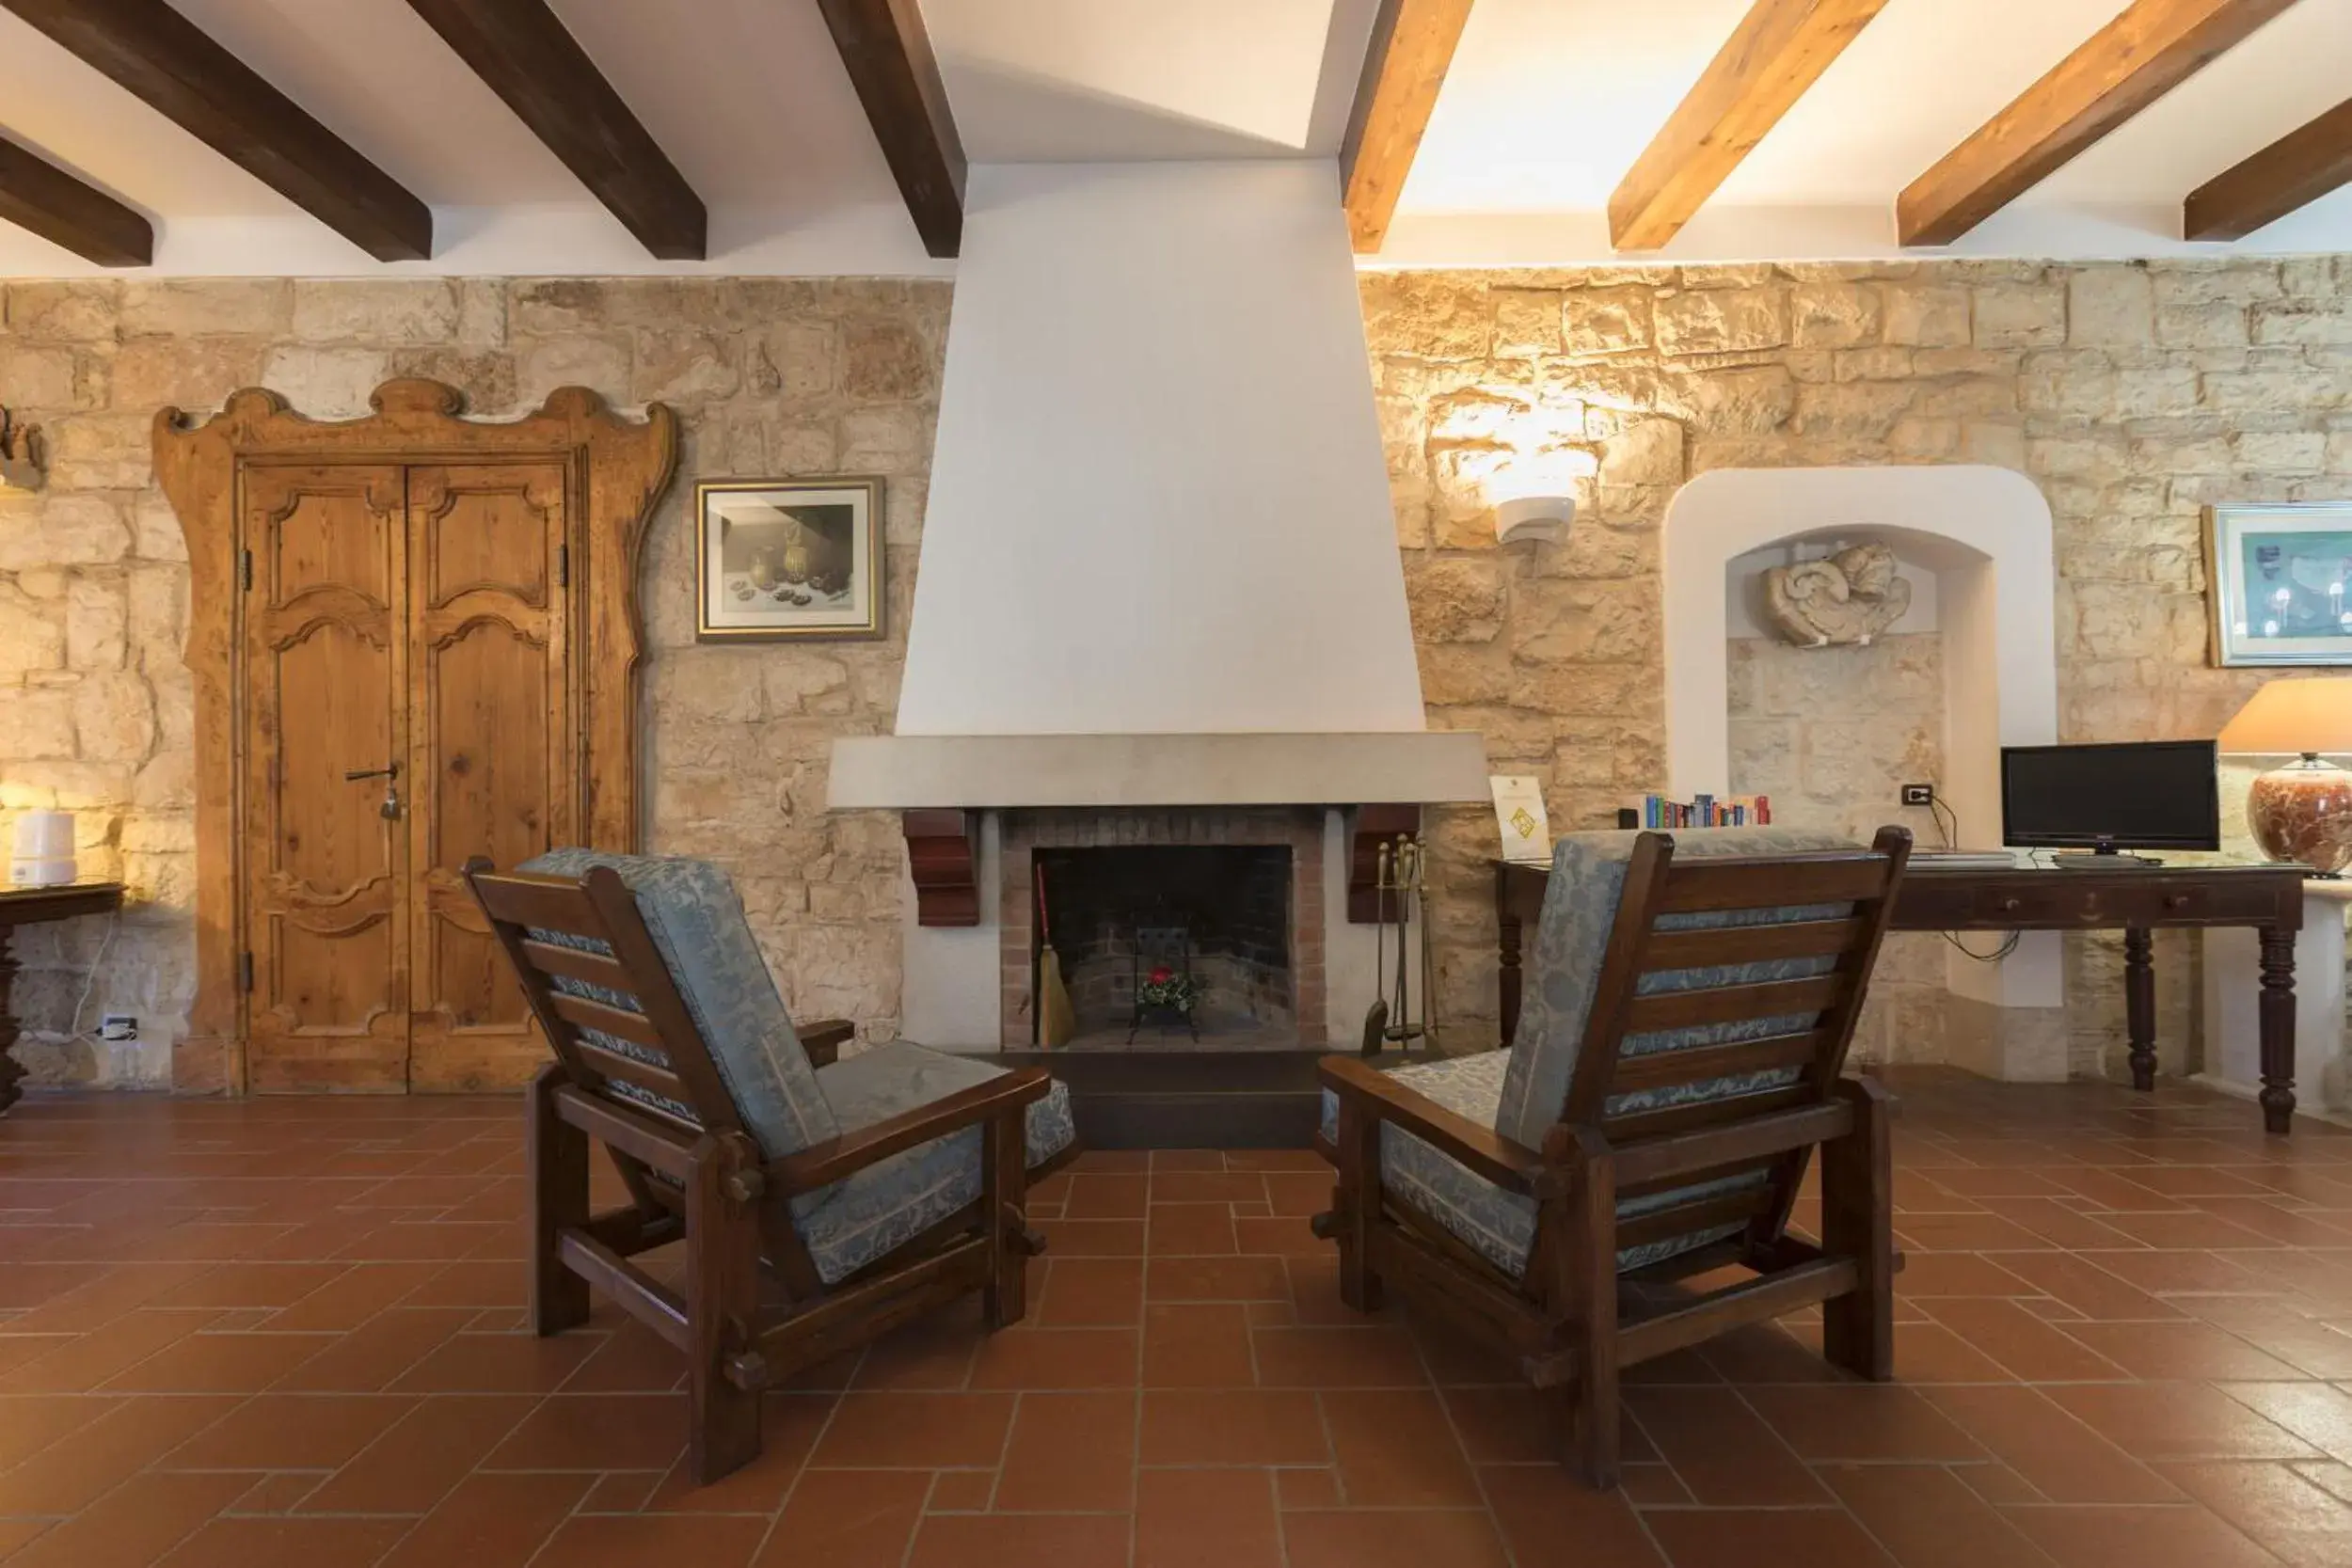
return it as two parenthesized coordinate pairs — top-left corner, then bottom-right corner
(827, 732), (1487, 810)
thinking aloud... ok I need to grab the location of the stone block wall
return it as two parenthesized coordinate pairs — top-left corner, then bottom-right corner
(6, 256), (2349, 1089)
(0, 277), (946, 1085)
(1369, 257), (2352, 1075)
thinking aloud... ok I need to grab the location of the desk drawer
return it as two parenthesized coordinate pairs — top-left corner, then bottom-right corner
(1926, 879), (2291, 929)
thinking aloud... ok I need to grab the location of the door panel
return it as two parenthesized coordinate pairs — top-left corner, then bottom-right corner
(242, 465), (409, 1091)
(406, 464), (574, 1090)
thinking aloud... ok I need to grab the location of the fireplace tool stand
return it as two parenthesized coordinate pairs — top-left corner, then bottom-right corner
(1361, 834), (1438, 1059)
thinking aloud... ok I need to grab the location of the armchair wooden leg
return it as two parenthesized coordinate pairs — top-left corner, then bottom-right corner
(686, 1134), (765, 1484)
(528, 1063), (591, 1337)
(1822, 1076), (1897, 1382)
(1559, 1128), (1619, 1488)
(1333, 1097), (1384, 1313)
(981, 1110), (1030, 1330)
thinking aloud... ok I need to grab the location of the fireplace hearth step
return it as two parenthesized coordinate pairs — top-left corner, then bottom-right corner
(986, 1049), (1327, 1150)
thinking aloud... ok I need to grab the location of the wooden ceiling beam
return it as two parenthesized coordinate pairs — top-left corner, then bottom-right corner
(1609, 0), (1889, 252)
(2185, 96), (2352, 240)
(0, 133), (151, 266)
(1342, 0), (1478, 254)
(405, 0), (705, 260)
(1898, 0), (2300, 247)
(0, 0), (430, 261)
(816, 0), (965, 260)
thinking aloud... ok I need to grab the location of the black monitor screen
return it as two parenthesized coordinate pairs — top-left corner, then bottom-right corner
(2001, 740), (2220, 850)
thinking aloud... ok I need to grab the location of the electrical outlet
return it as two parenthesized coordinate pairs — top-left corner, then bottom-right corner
(1900, 784), (1935, 808)
(98, 1015), (136, 1042)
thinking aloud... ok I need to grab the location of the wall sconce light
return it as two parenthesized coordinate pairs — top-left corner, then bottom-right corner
(1495, 493), (1575, 546)
(0, 406), (44, 493)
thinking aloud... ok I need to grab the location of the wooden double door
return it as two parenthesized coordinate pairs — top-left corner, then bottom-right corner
(241, 460), (579, 1092)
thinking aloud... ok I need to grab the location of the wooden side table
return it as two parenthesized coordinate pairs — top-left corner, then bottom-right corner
(0, 881), (127, 1114)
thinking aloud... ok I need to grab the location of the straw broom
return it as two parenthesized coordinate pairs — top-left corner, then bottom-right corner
(1037, 862), (1076, 1048)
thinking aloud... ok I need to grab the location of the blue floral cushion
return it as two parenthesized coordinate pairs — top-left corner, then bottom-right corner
(796, 1041), (1077, 1285)
(519, 849), (839, 1159)
(1494, 828), (1858, 1148)
(1319, 1052), (1766, 1277)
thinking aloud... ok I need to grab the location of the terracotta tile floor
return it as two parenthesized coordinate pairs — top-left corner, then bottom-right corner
(9, 1067), (2352, 1565)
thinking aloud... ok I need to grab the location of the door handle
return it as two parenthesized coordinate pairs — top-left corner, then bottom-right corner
(345, 763), (403, 819)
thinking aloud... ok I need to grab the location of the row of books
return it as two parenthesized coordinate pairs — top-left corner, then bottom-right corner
(1631, 794), (1772, 829)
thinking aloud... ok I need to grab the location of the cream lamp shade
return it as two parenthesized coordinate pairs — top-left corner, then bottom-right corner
(2217, 677), (2352, 756)
(2218, 677), (2352, 874)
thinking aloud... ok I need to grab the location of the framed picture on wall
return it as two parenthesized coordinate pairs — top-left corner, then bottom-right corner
(695, 477), (884, 641)
(2205, 503), (2352, 667)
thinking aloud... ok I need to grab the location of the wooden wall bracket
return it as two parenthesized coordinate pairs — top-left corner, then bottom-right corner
(1347, 803), (1422, 924)
(904, 809), (981, 927)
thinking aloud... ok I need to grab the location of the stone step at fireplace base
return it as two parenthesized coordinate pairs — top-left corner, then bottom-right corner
(989, 1049), (1327, 1150)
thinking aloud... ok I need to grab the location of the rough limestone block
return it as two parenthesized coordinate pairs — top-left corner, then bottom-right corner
(1973, 284), (2067, 349)
(0, 493), (129, 570)
(260, 348), (389, 418)
(292, 279), (462, 345)
(1406, 558), (1507, 643)
(1790, 283), (1882, 348)
(0, 580), (66, 673)
(1564, 287), (1653, 356)
(1655, 288), (1789, 356)
(2066, 268), (2153, 348)
(120, 279), (291, 338)
(1881, 286), (1972, 347)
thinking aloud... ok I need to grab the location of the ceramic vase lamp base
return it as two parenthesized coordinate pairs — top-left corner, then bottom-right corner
(2249, 754), (2352, 877)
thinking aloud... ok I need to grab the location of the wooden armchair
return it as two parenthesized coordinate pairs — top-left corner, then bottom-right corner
(467, 849), (1078, 1483)
(1314, 826), (1912, 1487)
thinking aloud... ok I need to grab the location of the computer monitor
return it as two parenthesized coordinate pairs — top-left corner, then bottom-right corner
(2000, 740), (2220, 856)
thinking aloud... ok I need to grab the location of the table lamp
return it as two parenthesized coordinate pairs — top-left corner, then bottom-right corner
(2217, 676), (2352, 875)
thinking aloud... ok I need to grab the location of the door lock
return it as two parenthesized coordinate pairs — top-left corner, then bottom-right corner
(345, 763), (404, 820)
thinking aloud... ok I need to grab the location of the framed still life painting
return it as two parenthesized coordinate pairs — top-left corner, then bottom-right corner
(2206, 503), (2352, 668)
(695, 477), (884, 642)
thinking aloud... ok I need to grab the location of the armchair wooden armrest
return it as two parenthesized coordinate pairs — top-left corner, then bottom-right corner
(773, 1068), (1053, 1196)
(1318, 1055), (1545, 1196)
(800, 1019), (856, 1067)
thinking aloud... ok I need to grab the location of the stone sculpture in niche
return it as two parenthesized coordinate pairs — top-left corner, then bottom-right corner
(1762, 542), (1913, 647)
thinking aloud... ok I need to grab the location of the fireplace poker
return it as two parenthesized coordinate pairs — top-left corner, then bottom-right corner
(1362, 842), (1393, 1055)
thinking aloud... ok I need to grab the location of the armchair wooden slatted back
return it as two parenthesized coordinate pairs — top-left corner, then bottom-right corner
(1559, 827), (1910, 1252)
(469, 860), (747, 1133)
(1316, 826), (1913, 1491)
(466, 854), (1057, 1487)
(461, 859), (842, 1291)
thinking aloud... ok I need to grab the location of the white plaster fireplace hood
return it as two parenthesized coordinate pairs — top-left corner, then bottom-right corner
(827, 160), (1485, 810)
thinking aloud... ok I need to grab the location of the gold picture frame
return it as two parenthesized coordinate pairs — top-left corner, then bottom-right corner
(2203, 502), (2352, 668)
(694, 476), (884, 642)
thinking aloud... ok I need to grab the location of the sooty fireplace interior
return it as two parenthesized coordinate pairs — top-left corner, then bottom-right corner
(1035, 846), (1295, 1049)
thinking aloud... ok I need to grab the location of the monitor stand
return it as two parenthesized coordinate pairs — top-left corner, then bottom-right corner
(2050, 841), (2163, 870)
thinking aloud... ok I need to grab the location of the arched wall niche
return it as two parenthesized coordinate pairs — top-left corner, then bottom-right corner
(1661, 465), (2068, 1065)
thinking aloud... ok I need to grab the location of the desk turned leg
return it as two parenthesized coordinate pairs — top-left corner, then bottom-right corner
(1498, 898), (1525, 1049)
(0, 926), (22, 1116)
(2259, 926), (2297, 1135)
(2123, 927), (2155, 1092)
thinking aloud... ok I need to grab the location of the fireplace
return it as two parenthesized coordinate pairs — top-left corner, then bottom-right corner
(1037, 846), (1295, 1047)
(999, 809), (1326, 1050)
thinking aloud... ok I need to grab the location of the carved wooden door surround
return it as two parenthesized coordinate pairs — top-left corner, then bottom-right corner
(157, 380), (677, 1094)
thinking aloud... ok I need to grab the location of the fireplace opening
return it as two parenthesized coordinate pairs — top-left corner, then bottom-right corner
(1035, 846), (1295, 1050)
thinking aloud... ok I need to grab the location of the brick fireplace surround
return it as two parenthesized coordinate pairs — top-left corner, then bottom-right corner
(997, 810), (1327, 1050)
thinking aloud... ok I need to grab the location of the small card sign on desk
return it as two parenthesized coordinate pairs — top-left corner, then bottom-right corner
(1490, 776), (1552, 864)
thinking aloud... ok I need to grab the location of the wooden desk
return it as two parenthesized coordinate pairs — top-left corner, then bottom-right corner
(0, 881), (126, 1114)
(1492, 859), (2308, 1133)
